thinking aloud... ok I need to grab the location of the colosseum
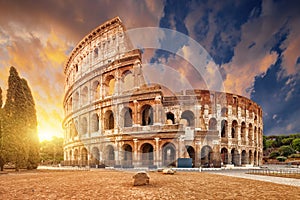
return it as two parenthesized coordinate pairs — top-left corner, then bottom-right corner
(62, 17), (263, 168)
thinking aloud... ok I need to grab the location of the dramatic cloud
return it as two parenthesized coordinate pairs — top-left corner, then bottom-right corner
(0, 0), (164, 140)
(0, 0), (299, 138)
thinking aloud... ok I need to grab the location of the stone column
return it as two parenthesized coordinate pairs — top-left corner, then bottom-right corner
(245, 125), (249, 146)
(195, 141), (201, 167)
(133, 139), (139, 166)
(154, 138), (160, 167)
(178, 135), (185, 158)
(195, 105), (201, 130)
(133, 100), (140, 126)
(154, 96), (162, 125)
(237, 124), (241, 146)
(227, 151), (232, 164)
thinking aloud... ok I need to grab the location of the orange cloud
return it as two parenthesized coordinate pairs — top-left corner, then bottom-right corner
(0, 1), (164, 141)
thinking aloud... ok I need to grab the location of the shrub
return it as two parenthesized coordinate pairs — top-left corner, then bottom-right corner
(292, 138), (300, 152)
(289, 154), (300, 158)
(276, 156), (287, 162)
(278, 145), (295, 157)
(269, 151), (280, 159)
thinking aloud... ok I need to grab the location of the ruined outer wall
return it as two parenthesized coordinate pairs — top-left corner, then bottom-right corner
(62, 17), (263, 168)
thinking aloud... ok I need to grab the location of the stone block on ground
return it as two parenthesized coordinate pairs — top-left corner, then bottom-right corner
(162, 168), (175, 175)
(133, 171), (150, 186)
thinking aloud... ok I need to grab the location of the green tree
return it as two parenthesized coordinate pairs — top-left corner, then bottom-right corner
(292, 138), (300, 152)
(269, 151), (280, 159)
(2, 67), (39, 171)
(263, 136), (267, 150)
(266, 139), (276, 148)
(21, 79), (39, 169)
(0, 87), (4, 171)
(40, 137), (64, 165)
(4, 67), (28, 170)
(278, 145), (295, 157)
(281, 137), (294, 145)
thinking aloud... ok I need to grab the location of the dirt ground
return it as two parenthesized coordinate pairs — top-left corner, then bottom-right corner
(0, 169), (299, 200)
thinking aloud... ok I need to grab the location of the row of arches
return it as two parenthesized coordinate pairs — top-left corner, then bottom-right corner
(66, 70), (134, 113)
(66, 143), (259, 167)
(67, 107), (262, 142)
(220, 148), (260, 166)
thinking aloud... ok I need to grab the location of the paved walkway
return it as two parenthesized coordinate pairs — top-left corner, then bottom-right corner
(208, 170), (300, 187)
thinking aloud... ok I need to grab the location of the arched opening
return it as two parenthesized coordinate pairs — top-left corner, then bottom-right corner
(248, 123), (253, 145)
(221, 147), (228, 164)
(181, 110), (195, 127)
(221, 107), (227, 117)
(162, 143), (176, 167)
(122, 144), (133, 166)
(70, 122), (77, 138)
(73, 149), (79, 166)
(166, 112), (175, 124)
(254, 150), (257, 166)
(241, 150), (247, 165)
(74, 120), (79, 137)
(104, 110), (114, 130)
(141, 105), (153, 126)
(122, 70), (134, 92)
(69, 150), (72, 165)
(249, 150), (253, 165)
(141, 143), (154, 166)
(221, 120), (228, 138)
(81, 86), (88, 105)
(185, 145), (195, 167)
(105, 145), (115, 166)
(254, 126), (257, 144)
(241, 122), (246, 140)
(81, 148), (88, 166)
(94, 48), (98, 58)
(209, 118), (217, 130)
(106, 75), (115, 96)
(231, 148), (240, 166)
(231, 120), (238, 138)
(91, 113), (99, 132)
(201, 145), (213, 167)
(92, 81), (100, 100)
(123, 107), (132, 127)
(80, 117), (88, 135)
(74, 92), (79, 109)
(91, 147), (100, 166)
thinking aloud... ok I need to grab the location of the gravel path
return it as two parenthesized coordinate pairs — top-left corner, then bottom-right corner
(1, 170), (299, 199)
(207, 169), (300, 187)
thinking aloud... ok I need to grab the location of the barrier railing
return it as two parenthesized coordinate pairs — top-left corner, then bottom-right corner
(247, 168), (300, 179)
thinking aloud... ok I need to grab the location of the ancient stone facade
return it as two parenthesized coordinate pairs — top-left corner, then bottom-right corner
(62, 17), (263, 168)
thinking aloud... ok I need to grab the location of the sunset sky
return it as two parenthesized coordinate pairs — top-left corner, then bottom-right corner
(0, 0), (299, 141)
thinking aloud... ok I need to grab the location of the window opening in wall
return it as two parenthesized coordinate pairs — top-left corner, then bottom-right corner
(142, 105), (153, 126)
(94, 48), (98, 58)
(166, 112), (175, 124)
(124, 108), (132, 127)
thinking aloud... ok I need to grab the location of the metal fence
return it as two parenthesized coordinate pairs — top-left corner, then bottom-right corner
(247, 168), (300, 179)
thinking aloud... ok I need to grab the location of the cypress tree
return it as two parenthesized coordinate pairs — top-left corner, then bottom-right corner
(4, 67), (27, 170)
(3, 66), (39, 171)
(21, 79), (39, 169)
(0, 87), (2, 108)
(0, 87), (4, 171)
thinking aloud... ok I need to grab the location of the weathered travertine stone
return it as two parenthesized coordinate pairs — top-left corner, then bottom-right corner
(133, 171), (150, 186)
(162, 168), (175, 175)
(62, 17), (264, 169)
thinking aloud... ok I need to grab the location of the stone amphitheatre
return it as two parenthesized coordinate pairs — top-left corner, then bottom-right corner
(62, 17), (263, 169)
